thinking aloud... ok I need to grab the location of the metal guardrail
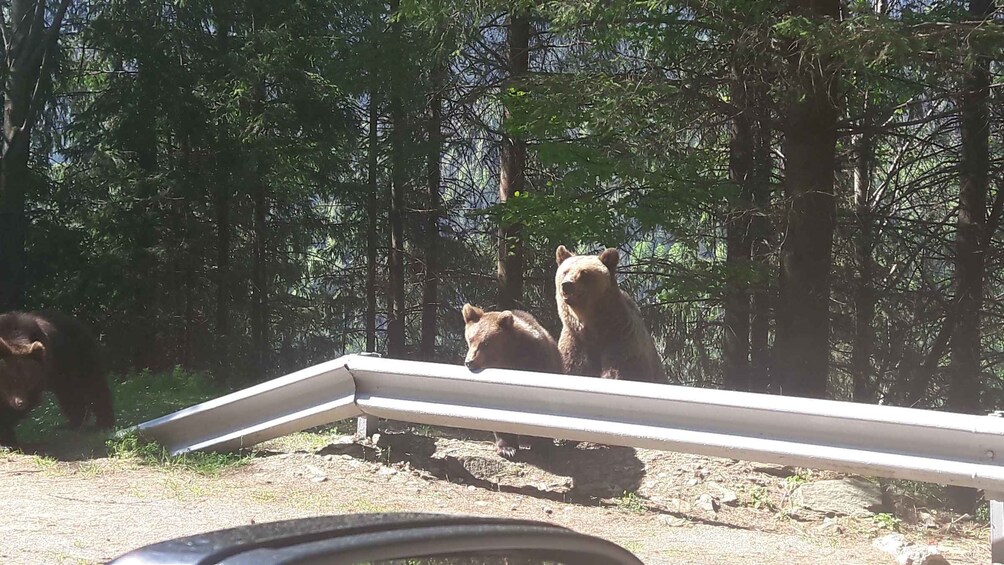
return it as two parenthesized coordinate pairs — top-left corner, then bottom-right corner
(133, 354), (1004, 560)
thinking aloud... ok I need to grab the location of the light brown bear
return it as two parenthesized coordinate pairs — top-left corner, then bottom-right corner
(462, 303), (563, 458)
(555, 245), (666, 383)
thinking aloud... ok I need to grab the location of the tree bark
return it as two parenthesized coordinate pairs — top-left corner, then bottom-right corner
(387, 6), (407, 358)
(420, 63), (445, 361)
(213, 7), (233, 380)
(723, 78), (754, 391)
(774, 0), (841, 399)
(366, 92), (380, 354)
(0, 0), (72, 310)
(213, 162), (231, 377)
(947, 0), (994, 414)
(748, 83), (773, 394)
(250, 80), (270, 379)
(497, 9), (530, 311)
(851, 112), (876, 403)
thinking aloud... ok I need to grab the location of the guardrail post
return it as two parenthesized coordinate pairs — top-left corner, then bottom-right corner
(990, 411), (1004, 564)
(355, 352), (382, 439)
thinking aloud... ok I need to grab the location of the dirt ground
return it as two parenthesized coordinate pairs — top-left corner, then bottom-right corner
(0, 422), (990, 565)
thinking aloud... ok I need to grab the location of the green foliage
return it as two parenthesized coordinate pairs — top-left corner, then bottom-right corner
(107, 430), (252, 477)
(15, 367), (224, 444)
(613, 491), (649, 514)
(871, 512), (902, 532)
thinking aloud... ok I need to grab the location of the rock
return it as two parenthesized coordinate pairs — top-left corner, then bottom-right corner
(753, 464), (797, 478)
(696, 493), (720, 514)
(475, 501), (488, 507)
(817, 517), (842, 533)
(686, 478), (700, 487)
(874, 533), (908, 556)
(323, 454), (335, 462)
(706, 482), (738, 505)
(897, 546), (949, 565)
(377, 466), (397, 476)
(467, 485), (476, 491)
(657, 514), (689, 527)
(874, 534), (949, 565)
(310, 475), (327, 483)
(792, 477), (883, 518)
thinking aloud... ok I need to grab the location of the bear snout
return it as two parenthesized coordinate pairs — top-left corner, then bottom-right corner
(464, 359), (484, 373)
(561, 280), (576, 294)
(9, 396), (25, 409)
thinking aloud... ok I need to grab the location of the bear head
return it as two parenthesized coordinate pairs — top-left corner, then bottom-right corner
(462, 304), (519, 373)
(0, 338), (47, 413)
(555, 245), (620, 311)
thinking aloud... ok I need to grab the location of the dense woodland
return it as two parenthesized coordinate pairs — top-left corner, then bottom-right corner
(0, 0), (1002, 413)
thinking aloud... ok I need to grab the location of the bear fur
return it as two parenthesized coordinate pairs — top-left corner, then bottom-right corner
(462, 303), (563, 458)
(555, 246), (666, 383)
(0, 311), (114, 446)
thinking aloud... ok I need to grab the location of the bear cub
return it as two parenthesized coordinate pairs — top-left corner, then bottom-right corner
(0, 311), (115, 446)
(462, 303), (563, 458)
(555, 245), (666, 383)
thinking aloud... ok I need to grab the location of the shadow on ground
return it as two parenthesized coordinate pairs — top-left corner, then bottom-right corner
(317, 424), (747, 531)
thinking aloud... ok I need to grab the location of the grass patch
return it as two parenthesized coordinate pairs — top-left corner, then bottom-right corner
(613, 491), (648, 514)
(15, 366), (227, 444)
(106, 430), (252, 477)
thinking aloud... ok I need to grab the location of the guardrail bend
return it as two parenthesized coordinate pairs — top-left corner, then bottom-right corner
(132, 353), (1004, 562)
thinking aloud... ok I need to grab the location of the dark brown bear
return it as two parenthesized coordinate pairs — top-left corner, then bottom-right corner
(0, 311), (114, 446)
(555, 246), (666, 383)
(462, 303), (563, 458)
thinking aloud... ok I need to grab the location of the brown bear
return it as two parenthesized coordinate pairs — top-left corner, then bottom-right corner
(462, 303), (563, 458)
(0, 311), (114, 446)
(555, 245), (666, 383)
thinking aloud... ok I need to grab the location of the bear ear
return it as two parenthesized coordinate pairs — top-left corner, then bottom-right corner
(555, 245), (573, 265)
(599, 248), (620, 272)
(25, 341), (45, 361)
(497, 311), (514, 329)
(462, 304), (483, 324)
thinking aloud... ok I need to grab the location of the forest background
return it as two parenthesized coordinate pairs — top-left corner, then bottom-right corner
(0, 0), (1002, 418)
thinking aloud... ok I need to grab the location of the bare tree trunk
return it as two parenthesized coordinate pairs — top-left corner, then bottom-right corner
(851, 114), (876, 403)
(366, 93), (379, 354)
(250, 81), (270, 378)
(420, 63), (444, 361)
(362, 8), (384, 354)
(774, 0), (841, 399)
(723, 78), (753, 391)
(497, 9), (530, 310)
(386, 5), (407, 358)
(947, 0), (994, 415)
(213, 7), (233, 380)
(0, 0), (72, 310)
(748, 84), (773, 393)
(214, 163), (231, 378)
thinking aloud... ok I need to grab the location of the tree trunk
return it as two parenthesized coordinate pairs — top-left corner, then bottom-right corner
(366, 92), (380, 354)
(774, 0), (841, 399)
(851, 114), (876, 403)
(420, 63), (444, 361)
(497, 9), (530, 310)
(364, 7), (383, 354)
(947, 0), (994, 414)
(213, 8), (233, 380)
(250, 81), (270, 379)
(214, 162), (231, 378)
(748, 83), (773, 394)
(0, 0), (71, 310)
(387, 6), (407, 358)
(723, 76), (754, 391)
